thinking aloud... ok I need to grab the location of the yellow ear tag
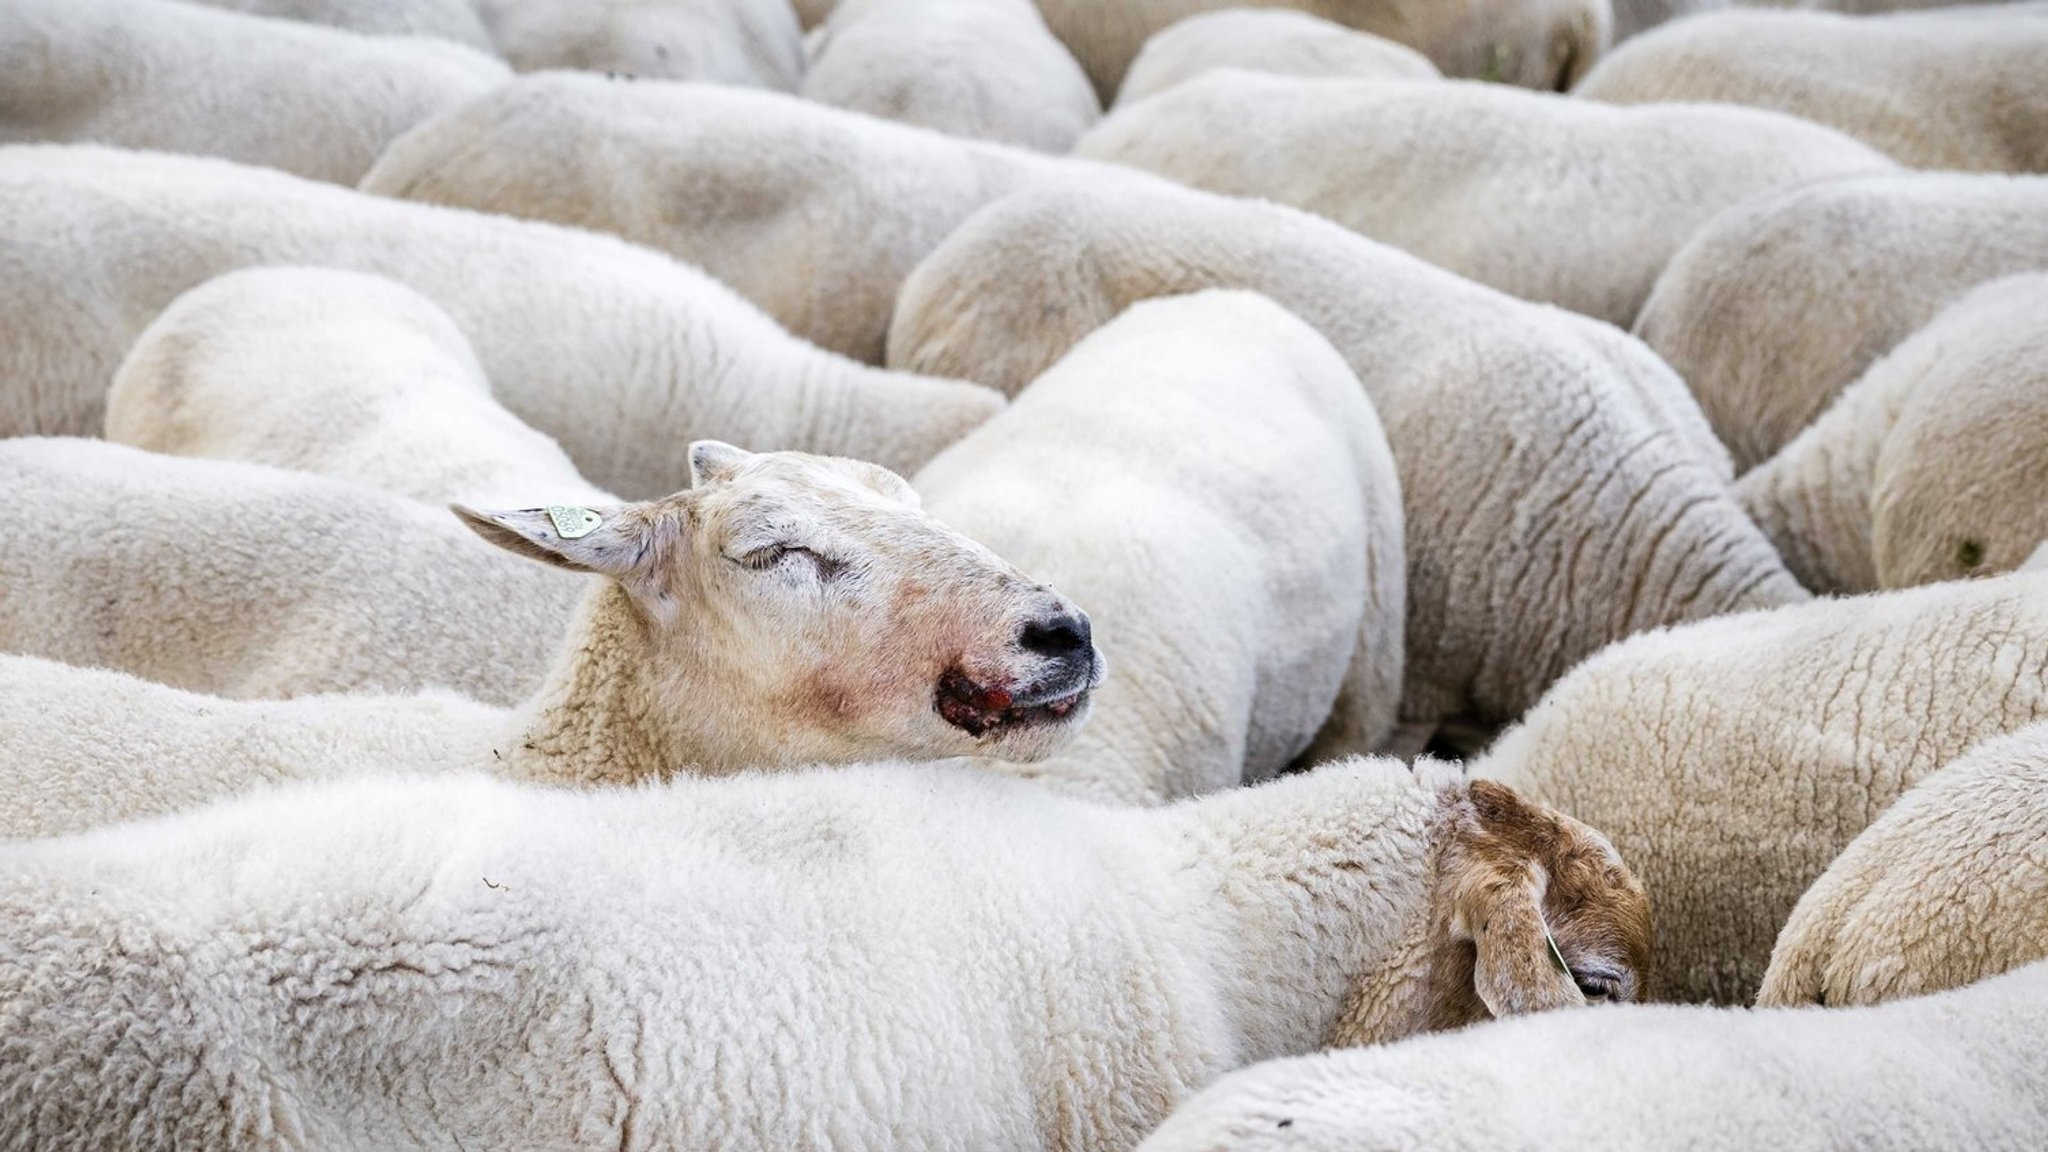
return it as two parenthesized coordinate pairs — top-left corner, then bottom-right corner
(546, 505), (602, 540)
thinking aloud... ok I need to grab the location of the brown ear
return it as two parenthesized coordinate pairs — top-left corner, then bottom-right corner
(1454, 854), (1585, 1017)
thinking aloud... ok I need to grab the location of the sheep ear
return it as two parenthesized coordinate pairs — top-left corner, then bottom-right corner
(451, 502), (654, 578)
(1450, 782), (1586, 1018)
(1460, 870), (1584, 1018)
(689, 440), (754, 488)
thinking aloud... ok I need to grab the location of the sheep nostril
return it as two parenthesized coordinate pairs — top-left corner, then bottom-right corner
(1019, 612), (1091, 658)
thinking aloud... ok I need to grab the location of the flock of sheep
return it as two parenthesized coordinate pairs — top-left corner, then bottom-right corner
(2, 0), (2046, 1147)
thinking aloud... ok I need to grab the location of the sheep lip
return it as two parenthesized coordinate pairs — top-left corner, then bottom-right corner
(935, 669), (1092, 738)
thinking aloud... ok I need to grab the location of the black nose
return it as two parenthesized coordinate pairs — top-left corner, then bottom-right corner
(1019, 610), (1092, 658)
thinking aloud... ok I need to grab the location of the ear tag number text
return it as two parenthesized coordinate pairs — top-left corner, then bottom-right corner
(546, 505), (603, 540)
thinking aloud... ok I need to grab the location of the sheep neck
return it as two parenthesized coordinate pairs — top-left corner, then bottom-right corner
(1173, 768), (1460, 1064)
(501, 583), (690, 786)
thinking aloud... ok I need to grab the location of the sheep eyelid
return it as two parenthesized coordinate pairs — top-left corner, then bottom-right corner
(730, 544), (847, 580)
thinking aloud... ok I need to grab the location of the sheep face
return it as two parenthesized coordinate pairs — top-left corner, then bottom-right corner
(456, 442), (1104, 769)
(1337, 780), (1651, 1043)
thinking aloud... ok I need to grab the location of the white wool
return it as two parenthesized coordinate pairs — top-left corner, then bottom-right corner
(470, 0), (804, 87)
(1137, 960), (2048, 1152)
(916, 291), (1407, 803)
(1760, 721), (2048, 1008)
(181, 0), (805, 85)
(1035, 0), (1612, 102)
(0, 758), (1649, 1148)
(0, 439), (1107, 838)
(889, 178), (1804, 732)
(1477, 568), (2048, 1003)
(1080, 70), (1894, 326)
(179, 0), (496, 49)
(801, 0), (1101, 151)
(1606, 0), (1726, 42)
(1575, 7), (2048, 173)
(0, 144), (1001, 492)
(107, 267), (613, 508)
(1114, 8), (1440, 108)
(362, 73), (1088, 363)
(1636, 171), (2048, 471)
(1737, 273), (2048, 594)
(0, 438), (587, 706)
(0, 0), (509, 185)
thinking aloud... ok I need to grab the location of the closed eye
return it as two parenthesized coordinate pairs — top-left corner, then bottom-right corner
(731, 544), (847, 581)
(1569, 967), (1626, 1003)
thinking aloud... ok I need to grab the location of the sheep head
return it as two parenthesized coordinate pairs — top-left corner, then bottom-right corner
(453, 441), (1104, 770)
(1333, 779), (1652, 1045)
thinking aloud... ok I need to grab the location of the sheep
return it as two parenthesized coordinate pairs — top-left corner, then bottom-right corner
(0, 755), (1650, 1148)
(1113, 8), (1440, 109)
(0, 0), (510, 186)
(106, 267), (611, 509)
(1475, 567), (2048, 1005)
(0, 144), (1001, 492)
(1077, 70), (1896, 327)
(1736, 273), (2048, 595)
(1135, 959), (2048, 1152)
(191, 0), (806, 86)
(914, 291), (1406, 803)
(1636, 172), (2048, 471)
(0, 438), (1106, 840)
(1574, 8), (2048, 173)
(362, 72), (1086, 364)
(1607, 0), (1725, 42)
(469, 0), (805, 87)
(1035, 0), (1612, 103)
(180, 0), (497, 49)
(1759, 721), (2048, 1009)
(0, 437), (588, 706)
(800, 0), (1101, 151)
(889, 178), (1806, 736)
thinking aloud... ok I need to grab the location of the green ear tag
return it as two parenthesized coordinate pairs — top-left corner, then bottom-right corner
(545, 505), (602, 540)
(1543, 923), (1572, 975)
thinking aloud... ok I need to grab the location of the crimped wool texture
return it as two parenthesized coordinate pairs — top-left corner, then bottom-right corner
(0, 145), (1001, 492)
(1635, 171), (2048, 471)
(362, 74), (1083, 363)
(107, 267), (613, 508)
(1575, 7), (2048, 173)
(472, 0), (803, 85)
(0, 0), (509, 185)
(890, 178), (1805, 730)
(0, 758), (1640, 1149)
(916, 291), (1406, 802)
(1760, 721), (2048, 1008)
(801, 0), (1100, 151)
(1478, 569), (2048, 1003)
(1114, 9), (1438, 108)
(0, 438), (587, 706)
(1737, 273), (2048, 594)
(1035, 0), (1610, 102)
(1137, 961), (2048, 1152)
(1079, 70), (1895, 325)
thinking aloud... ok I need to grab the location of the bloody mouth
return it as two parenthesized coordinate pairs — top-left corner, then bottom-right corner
(936, 668), (1089, 738)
